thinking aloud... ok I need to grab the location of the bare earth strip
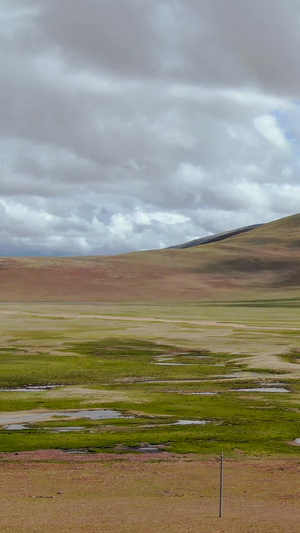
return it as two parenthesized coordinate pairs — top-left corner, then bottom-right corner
(1, 307), (300, 330)
(0, 452), (299, 533)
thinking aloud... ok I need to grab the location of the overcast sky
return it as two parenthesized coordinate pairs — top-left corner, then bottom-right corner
(1, 0), (300, 256)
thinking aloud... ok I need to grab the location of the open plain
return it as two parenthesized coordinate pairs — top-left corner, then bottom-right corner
(1, 453), (300, 533)
(1, 216), (300, 531)
(0, 299), (300, 531)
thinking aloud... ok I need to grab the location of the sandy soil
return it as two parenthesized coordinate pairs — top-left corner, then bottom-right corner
(0, 451), (299, 533)
(1, 307), (300, 331)
(239, 353), (300, 374)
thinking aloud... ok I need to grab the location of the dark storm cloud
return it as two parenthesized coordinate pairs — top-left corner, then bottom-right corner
(0, 0), (300, 256)
(39, 0), (157, 76)
(171, 0), (300, 93)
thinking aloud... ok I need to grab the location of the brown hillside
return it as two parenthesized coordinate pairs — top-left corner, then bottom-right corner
(1, 214), (300, 302)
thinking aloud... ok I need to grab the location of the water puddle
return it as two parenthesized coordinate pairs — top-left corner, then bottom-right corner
(0, 386), (60, 392)
(140, 379), (211, 384)
(0, 409), (132, 426)
(155, 355), (209, 362)
(153, 362), (195, 366)
(115, 443), (166, 453)
(174, 420), (211, 425)
(44, 426), (86, 433)
(128, 444), (163, 453)
(259, 383), (287, 387)
(147, 419), (211, 427)
(290, 438), (300, 446)
(64, 444), (166, 454)
(2, 423), (90, 433)
(215, 372), (263, 379)
(62, 448), (97, 454)
(232, 387), (290, 393)
(3, 424), (28, 430)
(180, 392), (219, 396)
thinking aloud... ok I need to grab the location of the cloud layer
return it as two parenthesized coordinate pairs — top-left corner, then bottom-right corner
(1, 0), (300, 256)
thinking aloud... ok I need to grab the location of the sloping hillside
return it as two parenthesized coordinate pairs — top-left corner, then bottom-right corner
(0, 214), (300, 302)
(169, 223), (263, 249)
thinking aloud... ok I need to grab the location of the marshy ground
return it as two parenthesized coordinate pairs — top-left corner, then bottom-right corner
(0, 300), (300, 531)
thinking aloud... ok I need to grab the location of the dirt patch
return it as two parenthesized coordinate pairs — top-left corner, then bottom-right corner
(236, 353), (300, 378)
(46, 386), (133, 402)
(0, 452), (299, 532)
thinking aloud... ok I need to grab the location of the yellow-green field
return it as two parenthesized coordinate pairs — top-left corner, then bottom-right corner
(0, 300), (299, 456)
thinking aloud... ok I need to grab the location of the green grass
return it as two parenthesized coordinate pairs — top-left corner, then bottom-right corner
(0, 339), (238, 388)
(0, 301), (300, 455)
(281, 349), (300, 364)
(0, 406), (298, 455)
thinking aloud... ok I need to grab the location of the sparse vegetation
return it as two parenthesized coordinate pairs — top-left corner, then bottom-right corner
(1, 214), (300, 302)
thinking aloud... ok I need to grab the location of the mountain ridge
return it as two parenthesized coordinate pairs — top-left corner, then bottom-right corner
(168, 223), (263, 249)
(1, 214), (299, 302)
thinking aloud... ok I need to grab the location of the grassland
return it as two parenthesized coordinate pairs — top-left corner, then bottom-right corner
(0, 300), (299, 456)
(1, 216), (300, 532)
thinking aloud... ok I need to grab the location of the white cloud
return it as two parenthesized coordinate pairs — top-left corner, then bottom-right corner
(254, 114), (290, 150)
(0, 0), (299, 256)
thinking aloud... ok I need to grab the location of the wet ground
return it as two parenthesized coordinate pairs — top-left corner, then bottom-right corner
(231, 387), (290, 393)
(0, 408), (130, 425)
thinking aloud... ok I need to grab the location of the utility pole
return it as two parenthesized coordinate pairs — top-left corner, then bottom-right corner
(219, 452), (224, 518)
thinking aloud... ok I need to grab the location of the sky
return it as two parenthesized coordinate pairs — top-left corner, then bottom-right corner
(1, 0), (300, 256)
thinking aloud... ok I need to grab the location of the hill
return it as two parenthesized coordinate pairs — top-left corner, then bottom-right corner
(169, 223), (263, 249)
(1, 214), (300, 302)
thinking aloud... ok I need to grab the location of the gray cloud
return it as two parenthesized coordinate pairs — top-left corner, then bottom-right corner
(0, 0), (300, 256)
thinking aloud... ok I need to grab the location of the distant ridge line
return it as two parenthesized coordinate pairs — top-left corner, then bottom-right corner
(169, 223), (264, 249)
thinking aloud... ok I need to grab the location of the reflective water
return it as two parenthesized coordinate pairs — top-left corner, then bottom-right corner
(141, 379), (212, 384)
(2, 415), (210, 432)
(174, 420), (210, 425)
(155, 355), (209, 362)
(64, 444), (164, 454)
(0, 386), (59, 392)
(127, 444), (163, 453)
(0, 409), (131, 425)
(232, 387), (290, 393)
(3, 424), (28, 430)
(215, 372), (263, 378)
(63, 449), (94, 454)
(183, 392), (219, 396)
(44, 426), (86, 433)
(153, 362), (195, 366)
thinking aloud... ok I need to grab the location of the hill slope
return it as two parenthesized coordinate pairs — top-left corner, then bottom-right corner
(1, 214), (300, 302)
(169, 223), (263, 249)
